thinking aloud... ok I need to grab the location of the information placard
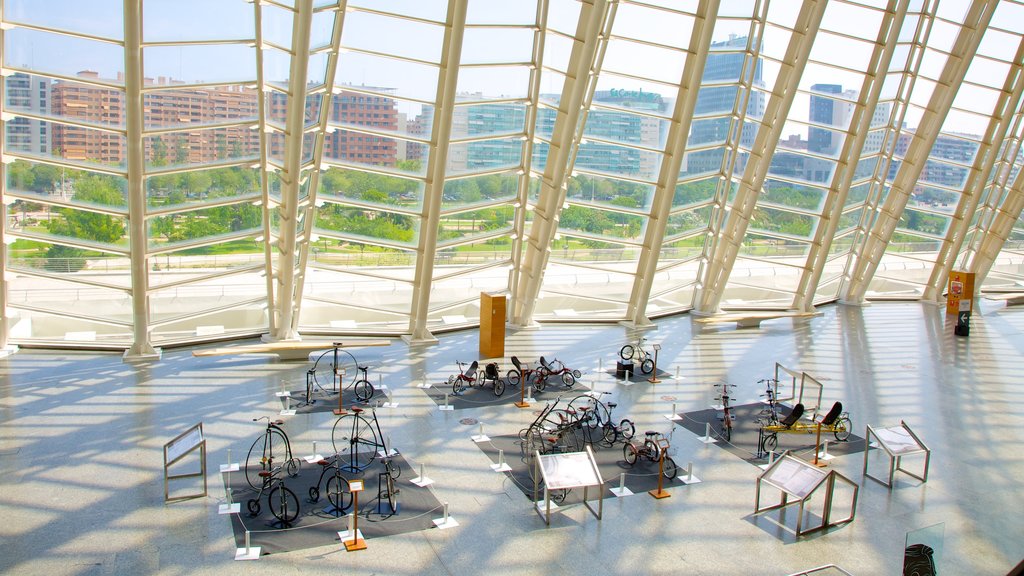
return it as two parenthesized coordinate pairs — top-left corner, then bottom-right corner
(539, 451), (602, 490)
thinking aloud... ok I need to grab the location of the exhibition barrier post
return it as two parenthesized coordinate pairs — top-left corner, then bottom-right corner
(234, 530), (260, 560)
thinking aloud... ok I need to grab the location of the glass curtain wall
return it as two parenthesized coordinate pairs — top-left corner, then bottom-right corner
(3, 0), (1024, 352)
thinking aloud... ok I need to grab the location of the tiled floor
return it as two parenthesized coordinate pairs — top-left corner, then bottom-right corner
(1, 301), (1022, 575)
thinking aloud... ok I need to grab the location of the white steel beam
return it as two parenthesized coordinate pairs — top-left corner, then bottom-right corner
(507, 0), (550, 319)
(291, 2), (348, 329)
(923, 36), (1024, 299)
(123, 0), (159, 360)
(405, 0), (468, 343)
(253, 0), (277, 337)
(793, 0), (910, 311)
(511, 0), (610, 326)
(624, 0), (718, 326)
(268, 0), (315, 341)
(696, 0), (829, 314)
(843, 0), (997, 303)
(971, 155), (1024, 284)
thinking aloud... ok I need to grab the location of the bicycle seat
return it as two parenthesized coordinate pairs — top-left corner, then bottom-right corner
(258, 471), (272, 478)
(818, 401), (843, 426)
(317, 459), (329, 466)
(645, 430), (658, 436)
(511, 356), (522, 371)
(273, 420), (285, 425)
(351, 406), (364, 413)
(780, 403), (805, 428)
(608, 402), (617, 408)
(358, 365), (368, 371)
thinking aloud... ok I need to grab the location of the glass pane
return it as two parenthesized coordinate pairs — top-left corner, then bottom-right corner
(585, 105), (669, 149)
(342, 11), (444, 63)
(6, 160), (128, 211)
(899, 208), (951, 237)
(567, 174), (654, 211)
(558, 205), (645, 243)
(323, 130), (422, 173)
(448, 137), (523, 174)
(438, 207), (514, 244)
(673, 178), (719, 208)
(144, 0), (254, 42)
(309, 240), (416, 275)
(147, 203), (262, 249)
(6, 238), (128, 282)
(146, 166), (260, 210)
(335, 53), (439, 105)
(575, 141), (662, 182)
(738, 234), (811, 259)
(441, 172), (519, 209)
(4, 307), (131, 344)
(603, 41), (686, 85)
(27, 202), (129, 250)
(5, 0), (123, 40)
(451, 102), (527, 139)
(318, 168), (423, 210)
(143, 127), (260, 170)
(762, 179), (825, 211)
(665, 205), (713, 237)
(149, 247), (262, 288)
(315, 204), (419, 247)
(349, 0), (448, 23)
(456, 66), (532, 101)
(5, 28), (124, 84)
(261, 3), (295, 48)
(461, 27), (535, 65)
(144, 84), (259, 130)
(432, 239), (512, 270)
(681, 148), (726, 180)
(150, 279), (267, 342)
(300, 271), (412, 330)
(144, 45), (256, 85)
(750, 206), (816, 238)
(613, 3), (694, 48)
(466, 1), (536, 25)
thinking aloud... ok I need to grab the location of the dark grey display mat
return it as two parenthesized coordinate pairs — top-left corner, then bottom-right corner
(602, 367), (672, 383)
(225, 453), (441, 555)
(288, 385), (390, 415)
(420, 379), (578, 410)
(476, 433), (687, 504)
(672, 402), (867, 464)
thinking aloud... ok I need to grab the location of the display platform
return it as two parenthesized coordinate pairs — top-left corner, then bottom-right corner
(419, 379), (575, 410)
(602, 367), (672, 383)
(476, 434), (682, 504)
(224, 453), (441, 555)
(289, 386), (390, 415)
(673, 403), (868, 464)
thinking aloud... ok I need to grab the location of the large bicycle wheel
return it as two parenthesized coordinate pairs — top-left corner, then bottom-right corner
(245, 429), (290, 491)
(326, 474), (352, 513)
(834, 417), (851, 441)
(353, 379), (374, 403)
(640, 358), (655, 375)
(268, 485), (300, 525)
(385, 473), (399, 514)
(534, 373), (547, 393)
(561, 372), (575, 387)
(623, 442), (639, 465)
(619, 345), (634, 361)
(662, 456), (678, 480)
(246, 498), (260, 516)
(493, 377), (505, 396)
(618, 419), (636, 441)
(332, 414), (379, 471)
(506, 369), (521, 386)
(599, 423), (617, 447)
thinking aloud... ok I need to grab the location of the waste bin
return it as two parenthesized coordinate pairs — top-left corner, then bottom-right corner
(954, 310), (970, 337)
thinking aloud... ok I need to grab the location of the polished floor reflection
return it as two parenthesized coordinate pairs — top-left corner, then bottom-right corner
(1, 302), (1022, 575)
